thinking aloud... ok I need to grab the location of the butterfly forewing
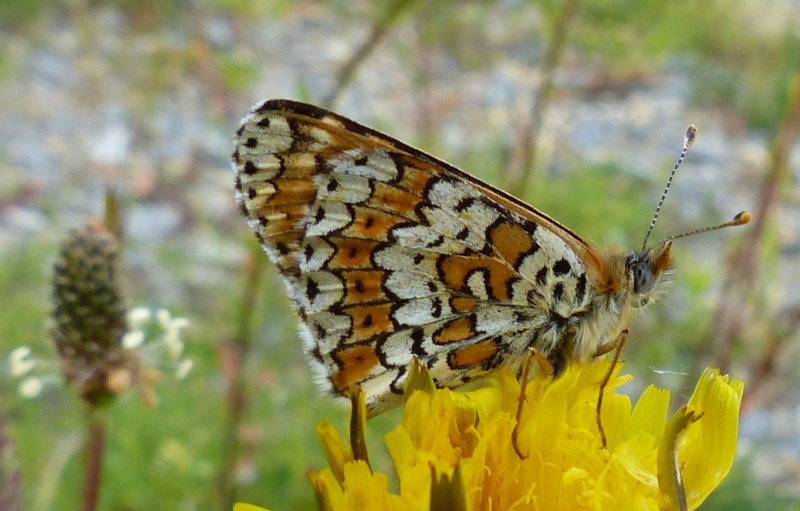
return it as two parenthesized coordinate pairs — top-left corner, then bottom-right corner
(233, 99), (600, 415)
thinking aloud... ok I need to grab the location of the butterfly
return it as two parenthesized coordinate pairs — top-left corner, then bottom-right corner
(232, 99), (748, 417)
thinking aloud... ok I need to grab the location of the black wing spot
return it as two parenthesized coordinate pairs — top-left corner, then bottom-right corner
(431, 298), (442, 318)
(553, 258), (572, 276)
(520, 219), (538, 234)
(247, 188), (257, 199)
(327, 179), (339, 192)
(455, 197), (476, 212)
(362, 314), (373, 327)
(306, 278), (320, 302)
(575, 274), (587, 303)
(354, 279), (365, 293)
(536, 267), (548, 286)
(277, 242), (290, 256)
(455, 228), (470, 241)
(244, 161), (258, 175)
(410, 329), (426, 358)
(354, 155), (368, 166)
(552, 282), (564, 302)
(427, 235), (445, 248)
(413, 254), (425, 265)
(245, 137), (258, 148)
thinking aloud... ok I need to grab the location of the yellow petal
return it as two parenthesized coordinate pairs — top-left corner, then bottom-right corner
(626, 386), (670, 442)
(341, 461), (410, 511)
(403, 358), (436, 396)
(233, 504), (271, 511)
(430, 463), (468, 511)
(317, 419), (351, 485)
(308, 468), (346, 511)
(450, 378), (503, 430)
(679, 368), (744, 509)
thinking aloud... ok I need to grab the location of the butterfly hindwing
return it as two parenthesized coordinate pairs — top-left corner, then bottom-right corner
(233, 99), (595, 414)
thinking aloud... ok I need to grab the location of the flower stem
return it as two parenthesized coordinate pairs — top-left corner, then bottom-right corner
(218, 245), (266, 509)
(82, 408), (106, 511)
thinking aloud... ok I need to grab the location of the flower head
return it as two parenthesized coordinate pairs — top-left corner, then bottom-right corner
(288, 358), (741, 511)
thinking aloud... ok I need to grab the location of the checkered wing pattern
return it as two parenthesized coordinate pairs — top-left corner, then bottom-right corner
(233, 99), (621, 415)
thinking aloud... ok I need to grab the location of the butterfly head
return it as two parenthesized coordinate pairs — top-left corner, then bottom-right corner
(625, 208), (751, 309)
(626, 241), (673, 308)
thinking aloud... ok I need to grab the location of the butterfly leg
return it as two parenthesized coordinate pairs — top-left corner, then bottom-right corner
(595, 328), (628, 449)
(512, 347), (554, 459)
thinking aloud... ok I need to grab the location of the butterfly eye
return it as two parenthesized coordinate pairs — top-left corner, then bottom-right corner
(629, 257), (655, 296)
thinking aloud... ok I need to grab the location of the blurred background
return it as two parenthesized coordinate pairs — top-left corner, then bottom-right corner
(1, 0), (799, 509)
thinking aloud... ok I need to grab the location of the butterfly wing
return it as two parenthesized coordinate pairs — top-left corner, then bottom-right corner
(233, 99), (597, 415)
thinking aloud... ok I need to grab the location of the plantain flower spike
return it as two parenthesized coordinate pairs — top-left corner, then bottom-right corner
(51, 220), (137, 406)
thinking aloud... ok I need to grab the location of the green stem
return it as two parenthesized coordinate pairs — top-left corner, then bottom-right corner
(504, 0), (579, 197)
(321, 0), (421, 109)
(218, 244), (266, 510)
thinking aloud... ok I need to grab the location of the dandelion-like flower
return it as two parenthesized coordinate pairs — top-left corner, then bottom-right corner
(241, 359), (741, 511)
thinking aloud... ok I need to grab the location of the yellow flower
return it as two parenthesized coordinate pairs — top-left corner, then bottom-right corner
(241, 358), (742, 511)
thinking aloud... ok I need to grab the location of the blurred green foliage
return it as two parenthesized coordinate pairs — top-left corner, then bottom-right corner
(0, 0), (46, 24)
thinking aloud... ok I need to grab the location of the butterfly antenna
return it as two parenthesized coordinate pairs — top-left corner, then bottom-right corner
(641, 125), (698, 251)
(653, 211), (751, 248)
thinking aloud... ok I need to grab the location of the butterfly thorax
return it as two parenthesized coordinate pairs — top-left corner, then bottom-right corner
(546, 242), (671, 364)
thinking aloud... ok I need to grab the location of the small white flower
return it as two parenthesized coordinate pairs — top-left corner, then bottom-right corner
(175, 359), (193, 380)
(9, 347), (35, 377)
(159, 316), (189, 360)
(19, 377), (43, 398)
(9, 346), (31, 362)
(121, 330), (145, 350)
(127, 307), (152, 329)
(165, 336), (184, 360)
(156, 308), (172, 328)
(163, 320), (189, 360)
(171, 317), (190, 330)
(11, 358), (35, 377)
(9, 347), (32, 375)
